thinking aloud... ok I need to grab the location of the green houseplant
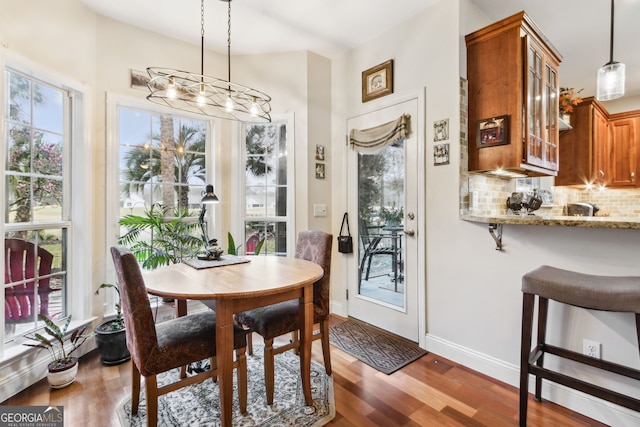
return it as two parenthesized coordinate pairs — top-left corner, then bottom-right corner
(94, 283), (130, 365)
(24, 314), (91, 388)
(118, 204), (202, 269)
(118, 203), (202, 302)
(379, 205), (404, 226)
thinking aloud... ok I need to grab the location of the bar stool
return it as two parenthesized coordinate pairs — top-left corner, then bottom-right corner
(519, 265), (640, 426)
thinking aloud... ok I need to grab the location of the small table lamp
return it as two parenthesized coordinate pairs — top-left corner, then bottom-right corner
(198, 184), (223, 260)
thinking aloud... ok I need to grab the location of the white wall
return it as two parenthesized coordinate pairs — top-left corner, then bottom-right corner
(332, 0), (640, 425)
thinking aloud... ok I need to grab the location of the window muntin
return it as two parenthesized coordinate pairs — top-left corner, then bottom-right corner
(242, 121), (290, 256)
(3, 69), (70, 341)
(116, 107), (210, 261)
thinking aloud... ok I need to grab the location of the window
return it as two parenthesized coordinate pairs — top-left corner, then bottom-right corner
(3, 68), (71, 341)
(242, 119), (293, 256)
(115, 106), (211, 264)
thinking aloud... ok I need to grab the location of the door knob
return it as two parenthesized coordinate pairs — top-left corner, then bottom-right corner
(404, 229), (415, 237)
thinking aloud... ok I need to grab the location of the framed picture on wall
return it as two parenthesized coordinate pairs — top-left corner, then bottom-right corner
(362, 60), (394, 103)
(315, 144), (325, 161)
(315, 163), (325, 179)
(433, 119), (449, 141)
(434, 143), (450, 166)
(477, 115), (509, 148)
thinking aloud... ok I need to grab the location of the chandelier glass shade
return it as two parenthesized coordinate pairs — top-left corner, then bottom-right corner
(146, 0), (271, 122)
(596, 0), (625, 101)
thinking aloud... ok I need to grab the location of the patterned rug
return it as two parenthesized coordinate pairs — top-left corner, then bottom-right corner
(117, 345), (334, 426)
(329, 318), (427, 374)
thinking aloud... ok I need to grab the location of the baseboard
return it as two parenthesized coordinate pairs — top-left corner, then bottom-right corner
(425, 333), (640, 427)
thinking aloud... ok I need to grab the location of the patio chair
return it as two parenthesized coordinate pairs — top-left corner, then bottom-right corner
(359, 219), (400, 282)
(4, 238), (54, 322)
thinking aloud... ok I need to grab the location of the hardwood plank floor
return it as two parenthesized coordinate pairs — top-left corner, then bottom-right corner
(2, 315), (607, 426)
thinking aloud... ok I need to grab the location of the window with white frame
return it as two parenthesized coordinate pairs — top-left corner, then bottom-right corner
(3, 68), (72, 342)
(115, 106), (211, 266)
(242, 119), (293, 256)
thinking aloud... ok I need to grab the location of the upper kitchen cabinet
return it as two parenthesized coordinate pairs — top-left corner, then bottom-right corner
(557, 97), (640, 188)
(465, 11), (562, 176)
(556, 97), (608, 186)
(607, 112), (638, 187)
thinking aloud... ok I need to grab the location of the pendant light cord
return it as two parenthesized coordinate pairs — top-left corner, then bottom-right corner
(609, 0), (615, 65)
(200, 0), (205, 79)
(227, 0), (232, 83)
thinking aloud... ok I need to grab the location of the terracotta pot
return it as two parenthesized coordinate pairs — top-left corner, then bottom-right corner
(47, 357), (78, 389)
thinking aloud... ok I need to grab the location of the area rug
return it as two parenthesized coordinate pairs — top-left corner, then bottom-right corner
(117, 345), (334, 426)
(329, 318), (427, 374)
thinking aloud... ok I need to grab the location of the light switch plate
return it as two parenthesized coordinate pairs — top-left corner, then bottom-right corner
(313, 204), (327, 217)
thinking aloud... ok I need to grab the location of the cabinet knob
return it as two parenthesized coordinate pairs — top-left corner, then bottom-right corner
(599, 170), (605, 179)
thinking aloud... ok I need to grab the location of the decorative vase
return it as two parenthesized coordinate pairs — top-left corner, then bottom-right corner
(47, 357), (78, 389)
(94, 320), (130, 365)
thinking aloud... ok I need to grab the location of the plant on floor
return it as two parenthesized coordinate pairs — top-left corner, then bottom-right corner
(94, 283), (130, 365)
(95, 283), (124, 331)
(24, 315), (91, 370)
(24, 314), (91, 388)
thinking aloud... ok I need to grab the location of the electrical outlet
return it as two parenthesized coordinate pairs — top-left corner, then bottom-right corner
(583, 339), (601, 359)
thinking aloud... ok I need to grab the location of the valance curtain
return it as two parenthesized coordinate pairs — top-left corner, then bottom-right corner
(349, 114), (410, 153)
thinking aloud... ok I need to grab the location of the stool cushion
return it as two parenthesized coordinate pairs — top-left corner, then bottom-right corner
(522, 265), (640, 313)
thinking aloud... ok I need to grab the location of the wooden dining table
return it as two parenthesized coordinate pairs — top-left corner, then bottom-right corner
(142, 255), (324, 427)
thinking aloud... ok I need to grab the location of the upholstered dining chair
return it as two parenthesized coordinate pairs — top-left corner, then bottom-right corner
(110, 246), (248, 427)
(235, 230), (332, 405)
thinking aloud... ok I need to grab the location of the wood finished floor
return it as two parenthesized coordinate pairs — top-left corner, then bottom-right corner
(2, 315), (607, 426)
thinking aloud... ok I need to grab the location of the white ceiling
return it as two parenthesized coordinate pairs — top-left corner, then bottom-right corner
(82, 0), (640, 98)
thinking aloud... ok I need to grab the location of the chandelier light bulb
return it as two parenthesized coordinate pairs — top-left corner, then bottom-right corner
(250, 97), (259, 117)
(225, 95), (234, 113)
(196, 84), (207, 106)
(167, 77), (177, 99)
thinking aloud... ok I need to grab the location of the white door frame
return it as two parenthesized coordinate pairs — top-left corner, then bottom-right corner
(343, 89), (426, 348)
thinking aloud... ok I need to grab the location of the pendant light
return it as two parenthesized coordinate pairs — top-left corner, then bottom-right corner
(596, 0), (625, 101)
(146, 0), (271, 122)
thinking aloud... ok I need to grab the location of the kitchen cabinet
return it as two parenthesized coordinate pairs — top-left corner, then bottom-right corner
(465, 11), (561, 176)
(608, 114), (637, 187)
(556, 98), (608, 186)
(557, 97), (640, 188)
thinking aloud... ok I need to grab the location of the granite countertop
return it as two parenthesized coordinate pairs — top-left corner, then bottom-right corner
(460, 212), (640, 230)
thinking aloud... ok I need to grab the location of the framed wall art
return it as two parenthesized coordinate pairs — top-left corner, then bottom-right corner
(315, 144), (325, 161)
(315, 163), (325, 180)
(477, 115), (509, 148)
(362, 59), (394, 103)
(433, 118), (449, 141)
(434, 143), (450, 166)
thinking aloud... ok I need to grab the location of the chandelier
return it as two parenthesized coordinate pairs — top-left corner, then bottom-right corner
(146, 0), (272, 122)
(596, 0), (625, 101)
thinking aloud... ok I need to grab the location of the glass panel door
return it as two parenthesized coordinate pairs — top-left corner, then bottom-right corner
(357, 141), (405, 309)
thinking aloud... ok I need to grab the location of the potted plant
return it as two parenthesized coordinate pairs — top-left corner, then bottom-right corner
(379, 205), (404, 226)
(94, 283), (130, 365)
(24, 314), (91, 389)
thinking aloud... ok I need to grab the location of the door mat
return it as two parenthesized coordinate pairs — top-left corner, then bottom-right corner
(329, 318), (427, 375)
